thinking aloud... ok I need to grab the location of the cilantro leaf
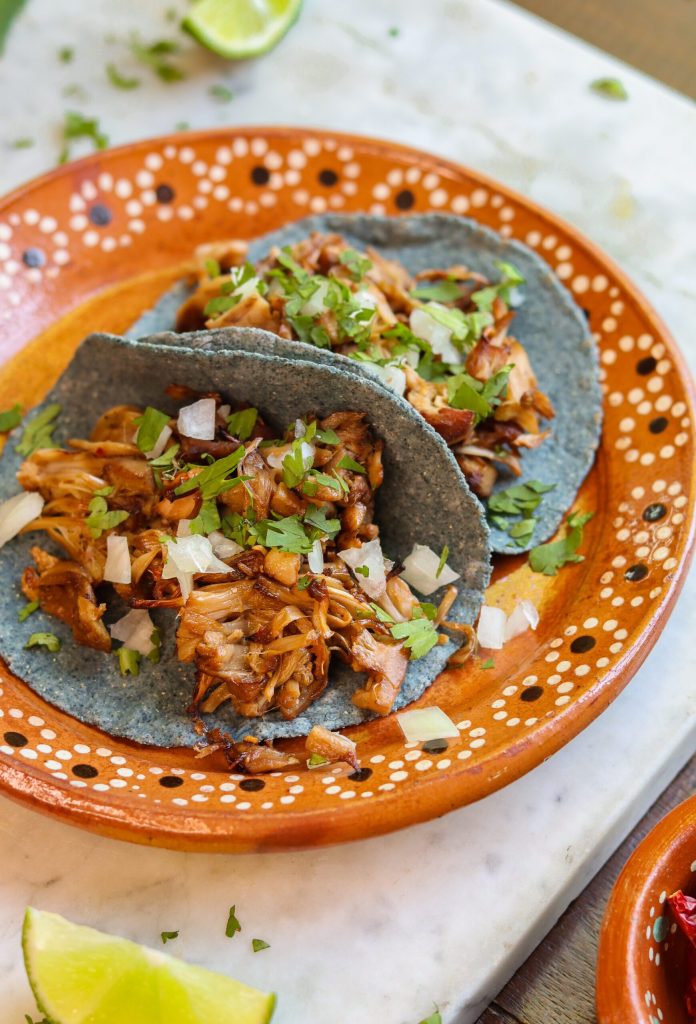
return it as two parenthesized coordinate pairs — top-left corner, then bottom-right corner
(205, 258), (221, 278)
(297, 575), (311, 590)
(316, 427), (341, 445)
(0, 403), (21, 432)
(106, 63), (140, 89)
(59, 111), (109, 164)
(355, 565), (370, 577)
(209, 83), (234, 102)
(16, 403), (61, 456)
(18, 600), (39, 622)
(303, 505), (340, 538)
(337, 454), (365, 474)
(339, 248), (372, 281)
(282, 437), (314, 488)
(147, 627), (162, 664)
(257, 515), (313, 554)
(133, 406), (170, 453)
(227, 407), (258, 441)
(391, 610), (440, 659)
(481, 658), (495, 669)
(161, 930), (178, 943)
(10, 137), (34, 149)
(447, 374), (491, 421)
(130, 36), (185, 82)
(188, 498), (221, 536)
(58, 45), (73, 62)
(116, 647), (141, 676)
(370, 602), (395, 623)
(411, 280), (462, 303)
(25, 632), (61, 653)
(225, 906), (242, 938)
(252, 938), (270, 952)
(590, 77), (628, 101)
(436, 545), (449, 578)
(175, 447), (246, 499)
(418, 1010), (442, 1024)
(529, 511), (594, 575)
(86, 495), (129, 538)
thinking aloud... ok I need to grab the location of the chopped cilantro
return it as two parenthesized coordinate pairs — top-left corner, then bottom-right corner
(307, 752), (328, 767)
(149, 442), (180, 468)
(303, 505), (340, 538)
(297, 575), (311, 590)
(10, 137), (34, 149)
(370, 602), (395, 623)
(106, 63), (140, 89)
(227, 407), (258, 441)
(116, 647), (140, 676)
(487, 480), (555, 546)
(447, 374), (491, 421)
(529, 511), (594, 575)
(25, 632), (61, 653)
(0, 403), (21, 432)
(436, 544), (449, 578)
(391, 609), (439, 659)
(204, 257), (221, 278)
(282, 436), (314, 488)
(161, 930), (178, 944)
(175, 120), (190, 131)
(303, 469), (344, 496)
(339, 248), (372, 281)
(337, 454), (365, 474)
(590, 77), (628, 101)
(59, 111), (109, 164)
(18, 600), (39, 622)
(16, 403), (61, 456)
(258, 515), (313, 554)
(355, 565), (370, 577)
(252, 938), (270, 952)
(209, 83), (234, 102)
(147, 627), (162, 664)
(130, 36), (185, 82)
(58, 45), (74, 62)
(481, 657), (495, 669)
(425, 303), (492, 349)
(175, 447), (246, 499)
(411, 280), (462, 303)
(508, 518), (536, 545)
(134, 406), (170, 453)
(418, 1010), (442, 1024)
(86, 494), (129, 538)
(225, 906), (241, 938)
(316, 427), (341, 445)
(388, 25), (400, 37)
(188, 497), (221, 535)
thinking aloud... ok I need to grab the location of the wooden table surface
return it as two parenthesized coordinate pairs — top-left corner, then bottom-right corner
(477, 756), (695, 1023)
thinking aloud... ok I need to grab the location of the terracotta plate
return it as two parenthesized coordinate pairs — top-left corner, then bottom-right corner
(0, 128), (693, 852)
(597, 794), (696, 1023)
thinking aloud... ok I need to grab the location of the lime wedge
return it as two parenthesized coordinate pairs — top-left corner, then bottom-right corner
(183, 0), (302, 59)
(23, 908), (276, 1024)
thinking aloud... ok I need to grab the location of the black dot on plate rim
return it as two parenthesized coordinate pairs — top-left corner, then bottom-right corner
(317, 168), (339, 186)
(521, 686), (543, 702)
(643, 502), (667, 522)
(3, 731), (27, 747)
(22, 247), (45, 268)
(88, 203), (112, 226)
(625, 562), (649, 582)
(422, 739), (448, 754)
(159, 775), (184, 788)
(155, 183), (175, 204)
(239, 778), (265, 792)
(348, 767), (372, 782)
(394, 188), (415, 210)
(72, 763), (98, 779)
(649, 417), (668, 434)
(637, 356), (657, 375)
(250, 165), (270, 185)
(570, 634), (596, 654)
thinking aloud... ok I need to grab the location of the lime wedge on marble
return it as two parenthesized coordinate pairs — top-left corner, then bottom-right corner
(183, 0), (302, 59)
(23, 907), (276, 1024)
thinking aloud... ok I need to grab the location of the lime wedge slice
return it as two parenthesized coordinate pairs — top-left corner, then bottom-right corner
(183, 0), (302, 59)
(23, 907), (276, 1024)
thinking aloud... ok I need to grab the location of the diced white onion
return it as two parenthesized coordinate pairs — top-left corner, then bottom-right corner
(177, 398), (216, 440)
(338, 538), (386, 599)
(353, 287), (377, 309)
(0, 491), (44, 548)
(410, 307), (462, 364)
(109, 609), (156, 656)
(370, 362), (407, 397)
(294, 419), (306, 438)
(308, 539), (324, 575)
(218, 404), (231, 420)
(179, 573), (193, 601)
(104, 535), (131, 584)
(400, 543), (460, 596)
(177, 519), (192, 538)
(300, 441), (315, 471)
(161, 535), (218, 576)
(505, 600), (539, 641)
(234, 275), (261, 302)
(476, 605), (507, 650)
(145, 424), (172, 459)
(207, 530), (243, 559)
(300, 278), (329, 317)
(397, 707), (461, 743)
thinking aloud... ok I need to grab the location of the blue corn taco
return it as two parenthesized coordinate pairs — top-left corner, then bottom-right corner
(0, 334), (489, 768)
(131, 213), (602, 554)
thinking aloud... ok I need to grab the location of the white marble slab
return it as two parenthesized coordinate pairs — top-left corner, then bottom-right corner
(1, 1), (695, 1021)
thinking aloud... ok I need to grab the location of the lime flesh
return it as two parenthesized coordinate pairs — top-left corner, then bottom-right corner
(23, 908), (275, 1024)
(183, 0), (303, 59)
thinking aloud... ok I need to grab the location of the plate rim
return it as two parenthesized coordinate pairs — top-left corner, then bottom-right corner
(0, 124), (694, 852)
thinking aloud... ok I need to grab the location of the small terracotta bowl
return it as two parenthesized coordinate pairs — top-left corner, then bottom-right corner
(597, 793), (696, 1024)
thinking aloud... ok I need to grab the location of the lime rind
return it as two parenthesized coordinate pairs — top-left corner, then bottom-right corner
(183, 0), (303, 59)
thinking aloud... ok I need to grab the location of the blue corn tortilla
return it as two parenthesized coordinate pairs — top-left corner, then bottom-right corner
(130, 213), (602, 553)
(0, 334), (490, 748)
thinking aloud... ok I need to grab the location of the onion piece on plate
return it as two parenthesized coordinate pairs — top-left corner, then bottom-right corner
(476, 605), (507, 650)
(505, 600), (539, 641)
(400, 543), (460, 596)
(396, 707), (460, 742)
(103, 535), (131, 584)
(0, 491), (44, 548)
